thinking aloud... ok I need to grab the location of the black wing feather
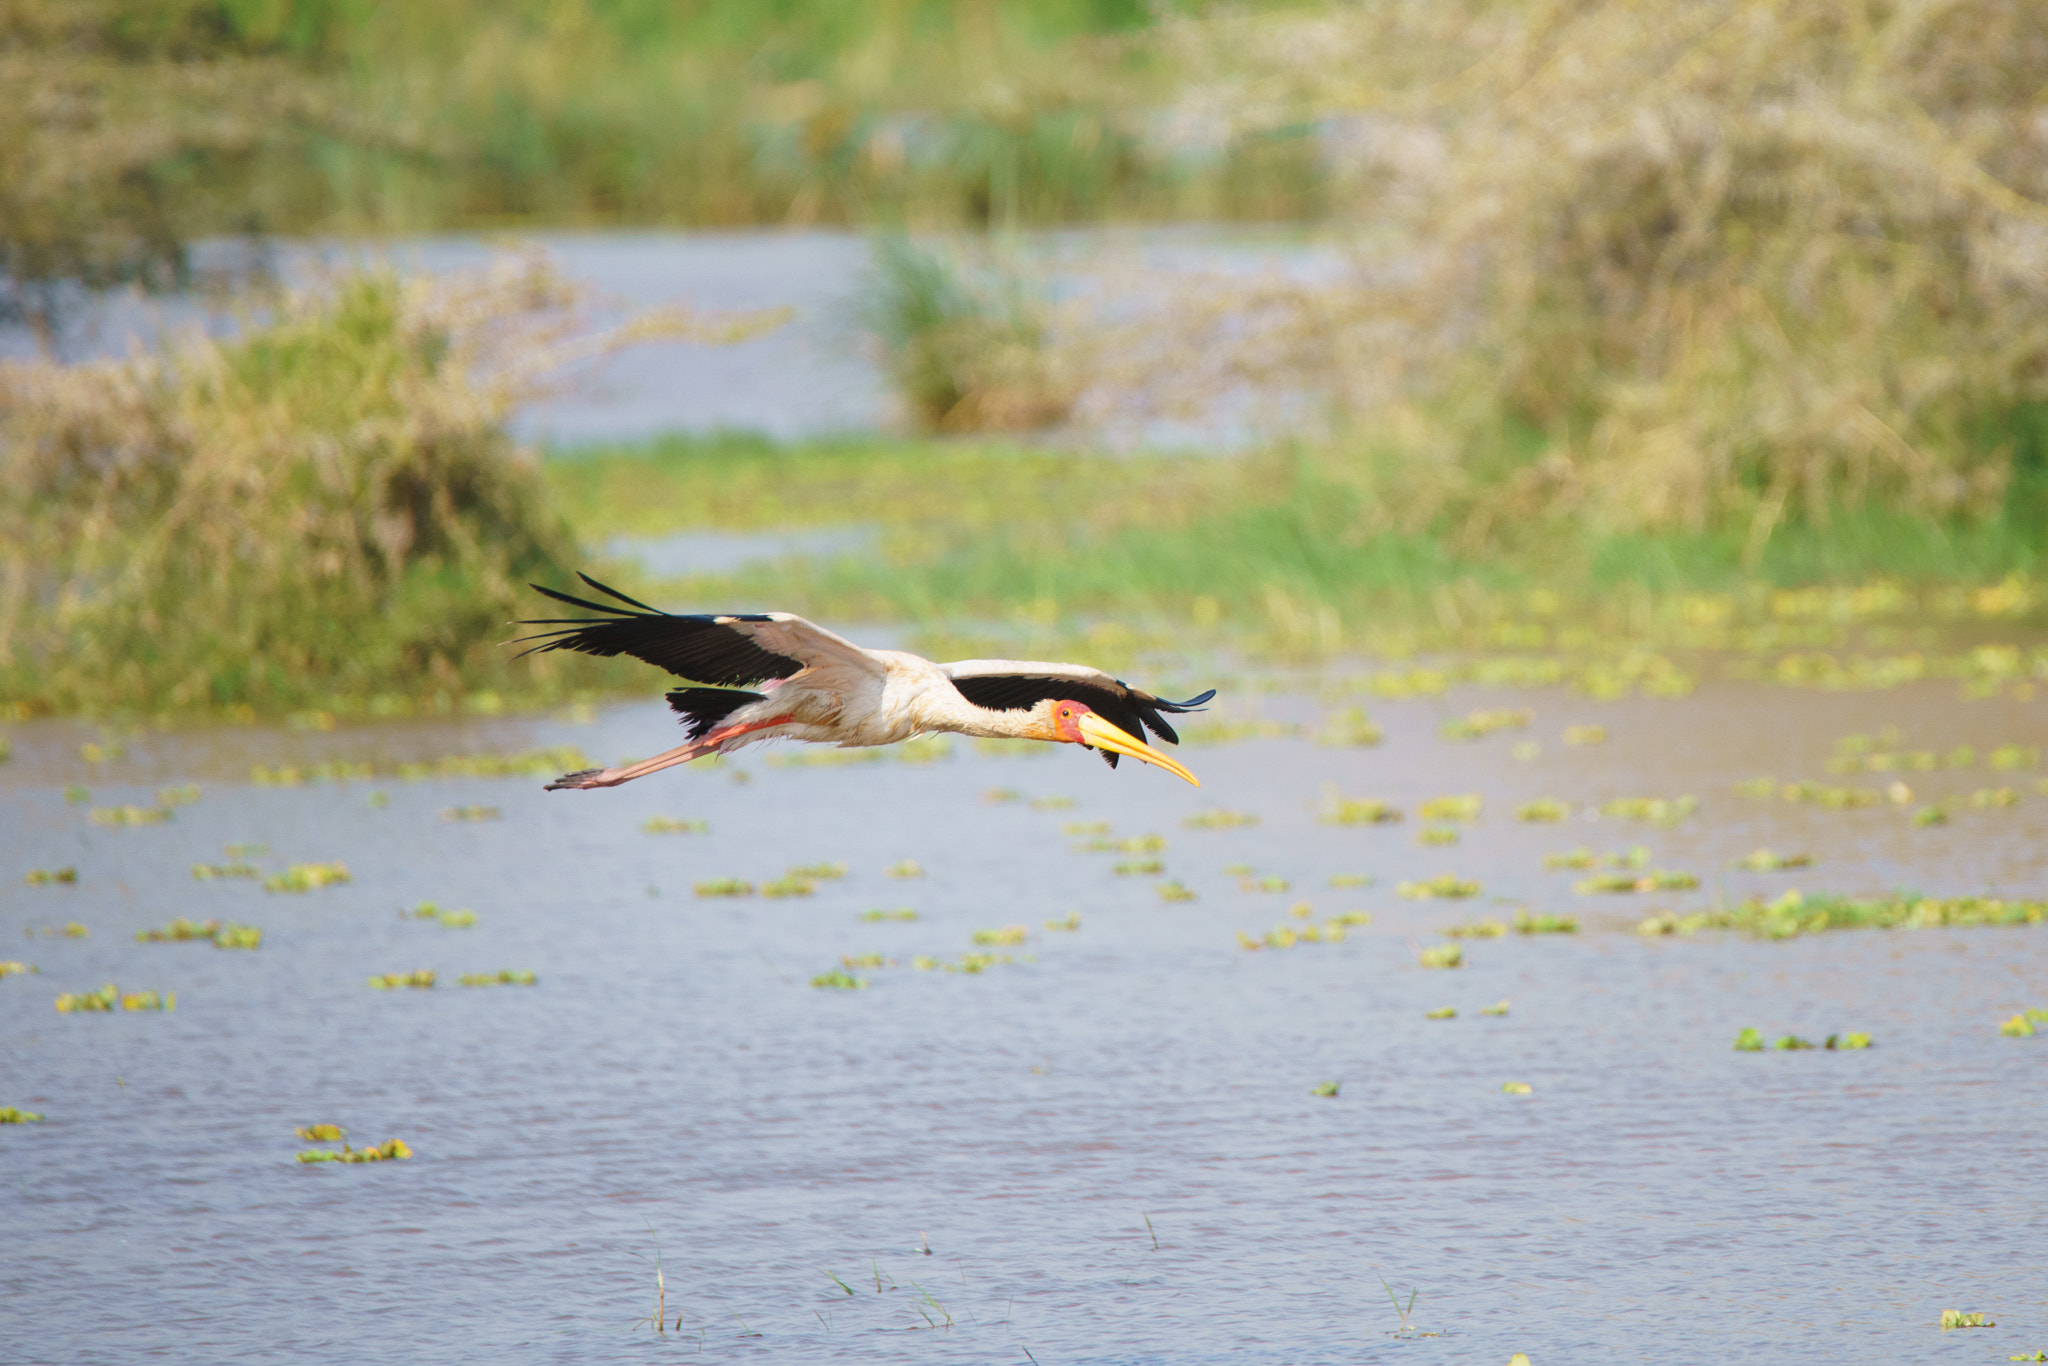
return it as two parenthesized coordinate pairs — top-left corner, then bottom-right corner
(948, 676), (1214, 746)
(512, 577), (799, 688)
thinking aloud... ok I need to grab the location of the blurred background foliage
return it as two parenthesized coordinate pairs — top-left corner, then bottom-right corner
(2, 0), (2046, 717)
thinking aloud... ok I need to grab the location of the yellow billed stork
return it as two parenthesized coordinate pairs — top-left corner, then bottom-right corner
(515, 575), (1214, 790)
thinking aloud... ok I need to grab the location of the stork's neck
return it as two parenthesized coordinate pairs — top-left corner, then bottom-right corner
(909, 679), (1057, 741)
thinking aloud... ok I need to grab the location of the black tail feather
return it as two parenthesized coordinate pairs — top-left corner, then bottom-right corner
(666, 687), (765, 740)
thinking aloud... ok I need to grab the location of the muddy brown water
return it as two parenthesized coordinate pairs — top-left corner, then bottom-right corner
(3, 677), (2045, 1363)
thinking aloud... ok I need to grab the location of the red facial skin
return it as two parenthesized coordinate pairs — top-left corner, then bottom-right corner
(1051, 700), (1094, 743)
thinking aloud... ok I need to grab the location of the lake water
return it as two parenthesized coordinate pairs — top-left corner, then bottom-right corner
(5, 673), (2045, 1363)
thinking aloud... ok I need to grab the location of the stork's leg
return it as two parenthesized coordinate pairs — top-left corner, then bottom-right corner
(544, 714), (796, 790)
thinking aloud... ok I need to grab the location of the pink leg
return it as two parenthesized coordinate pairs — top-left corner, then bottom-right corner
(544, 714), (796, 791)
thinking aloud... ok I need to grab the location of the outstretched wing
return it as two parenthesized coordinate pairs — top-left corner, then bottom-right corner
(942, 659), (1216, 747)
(513, 575), (879, 687)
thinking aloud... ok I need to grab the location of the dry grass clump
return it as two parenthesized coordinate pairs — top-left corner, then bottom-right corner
(1138, 0), (2048, 552)
(0, 253), (761, 714)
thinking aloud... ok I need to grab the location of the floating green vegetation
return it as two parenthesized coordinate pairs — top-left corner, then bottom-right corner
(1029, 795), (1076, 810)
(1112, 835), (1167, 854)
(971, 925), (1028, 947)
(1425, 1006), (1457, 1020)
(0, 1107), (45, 1123)
(1734, 776), (1777, 799)
(1418, 794), (1483, 823)
(459, 969), (537, 986)
(1418, 827), (1461, 846)
(156, 785), (201, 807)
(943, 953), (1016, 974)
(1515, 799), (1571, 823)
(859, 908), (919, 922)
(1734, 1027), (1766, 1051)
(1940, 1311), (1994, 1330)
(63, 786), (89, 804)
(1322, 793), (1402, 825)
(1514, 911), (1579, 934)
(296, 1124), (346, 1142)
(1044, 913), (1081, 932)
(1317, 708), (1384, 746)
(264, 863), (351, 893)
(55, 985), (173, 1012)
(1563, 726), (1608, 745)
(1991, 745), (2041, 770)
(1440, 708), (1532, 741)
(1447, 918), (1507, 939)
(1574, 869), (1699, 894)
(0, 736), (9, 763)
(1481, 999), (1510, 1016)
(2000, 1009), (2047, 1037)
(790, 862), (849, 881)
(1512, 741), (1541, 761)
(0, 961), (36, 978)
(1240, 874), (1292, 892)
(440, 805), (500, 823)
(1785, 781), (1890, 808)
(1969, 786), (2023, 808)
(1156, 880), (1198, 902)
(1108, 852), (1165, 871)
(137, 918), (262, 949)
(1309, 1080), (1341, 1097)
(24, 867), (77, 885)
(1182, 718), (1301, 745)
(1331, 911), (1373, 926)
(694, 879), (755, 897)
(1658, 890), (2048, 940)
(1543, 848), (1599, 870)
(641, 816), (708, 836)
(982, 787), (1022, 804)
(59, 923), (88, 938)
(1735, 849), (1813, 871)
(1062, 821), (1111, 836)
(1774, 1035), (1818, 1050)
(839, 952), (888, 969)
(254, 747), (595, 787)
(1501, 1081), (1533, 1095)
(298, 1139), (412, 1164)
(1912, 804), (1950, 826)
(1223, 863), (1253, 876)
(761, 876), (816, 898)
(226, 843), (267, 858)
(1184, 809), (1259, 829)
(1419, 943), (1465, 969)
(1399, 875), (1481, 900)
(89, 804), (172, 827)
(368, 970), (436, 989)
(1602, 795), (1698, 825)
(884, 860), (924, 879)
(1330, 874), (1372, 888)
(191, 860), (260, 880)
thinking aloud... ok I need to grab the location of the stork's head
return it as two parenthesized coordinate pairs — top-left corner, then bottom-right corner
(1047, 700), (1201, 787)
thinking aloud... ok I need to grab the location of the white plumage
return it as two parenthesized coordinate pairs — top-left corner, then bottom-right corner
(513, 577), (1214, 790)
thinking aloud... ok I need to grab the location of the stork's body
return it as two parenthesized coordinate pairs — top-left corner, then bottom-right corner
(514, 577), (1213, 790)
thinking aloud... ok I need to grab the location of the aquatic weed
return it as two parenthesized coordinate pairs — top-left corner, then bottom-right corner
(1043, 913), (1081, 932)
(1440, 708), (1532, 740)
(1513, 910), (1578, 934)
(789, 862), (849, 880)
(1321, 793), (1402, 825)
(136, 918), (262, 949)
(1399, 875), (1481, 900)
(971, 926), (1028, 947)
(0, 1107), (45, 1123)
(1418, 793), (1483, 822)
(859, 908), (918, 922)
(761, 876), (816, 898)
(839, 952), (889, 969)
(642, 816), (708, 834)
(810, 970), (867, 990)
(295, 1124), (346, 1142)
(297, 1139), (412, 1164)
(0, 961), (36, 978)
(1418, 943), (1464, 969)
(55, 984), (173, 1012)
(1575, 869), (1698, 894)
(1602, 795), (1698, 825)
(1940, 1310), (1994, 1329)
(264, 863), (351, 893)
(1061, 821), (1110, 837)
(24, 867), (77, 885)
(1155, 880), (1197, 902)
(1515, 799), (1570, 822)
(1912, 804), (1950, 826)
(981, 788), (1021, 804)
(1733, 1028), (1766, 1051)
(1734, 849), (1813, 871)
(694, 878), (755, 897)
(1029, 795), (1074, 810)
(1417, 826), (1460, 846)
(1240, 874), (1292, 892)
(884, 861), (924, 879)
(89, 804), (173, 827)
(1480, 999), (1510, 1016)
(458, 969), (536, 986)
(2001, 1014), (2036, 1037)
(368, 970), (436, 989)
(1563, 725), (1607, 745)
(1446, 918), (1506, 939)
(1183, 809), (1258, 829)
(1501, 1082), (1533, 1095)
(1330, 873), (1372, 888)
(440, 805), (500, 822)
(191, 860), (260, 880)
(1113, 858), (1165, 875)
(1309, 1080), (1340, 1097)
(1425, 1006), (1456, 1020)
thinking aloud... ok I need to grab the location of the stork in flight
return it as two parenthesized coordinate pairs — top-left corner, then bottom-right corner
(514, 576), (1215, 790)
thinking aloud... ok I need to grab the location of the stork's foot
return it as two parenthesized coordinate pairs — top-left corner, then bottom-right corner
(544, 768), (617, 791)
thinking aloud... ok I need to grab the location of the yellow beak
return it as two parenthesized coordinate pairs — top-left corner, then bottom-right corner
(1077, 712), (1202, 787)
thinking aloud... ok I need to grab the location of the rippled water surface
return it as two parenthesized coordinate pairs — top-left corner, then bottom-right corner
(4, 679), (2046, 1363)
